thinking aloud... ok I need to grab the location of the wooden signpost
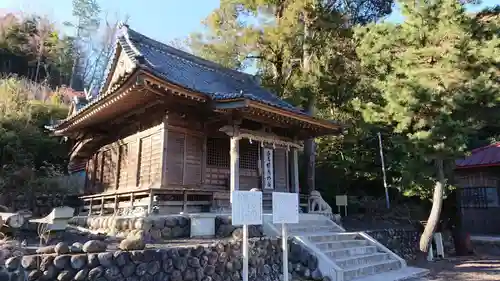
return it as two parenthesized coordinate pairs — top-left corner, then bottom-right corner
(231, 190), (263, 281)
(272, 192), (299, 281)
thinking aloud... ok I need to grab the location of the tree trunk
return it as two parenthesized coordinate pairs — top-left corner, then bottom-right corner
(35, 57), (41, 82)
(419, 158), (445, 253)
(69, 55), (79, 89)
(302, 2), (316, 193)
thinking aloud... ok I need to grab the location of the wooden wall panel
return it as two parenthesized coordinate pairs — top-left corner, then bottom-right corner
(86, 123), (164, 193)
(184, 135), (203, 185)
(101, 149), (117, 191)
(167, 131), (185, 185)
(137, 132), (162, 187)
(150, 132), (163, 184)
(274, 148), (287, 192)
(118, 144), (129, 189)
(139, 135), (153, 186)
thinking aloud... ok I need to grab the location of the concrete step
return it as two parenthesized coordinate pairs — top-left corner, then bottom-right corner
(334, 253), (391, 269)
(284, 220), (333, 228)
(324, 246), (378, 260)
(315, 239), (369, 251)
(343, 260), (402, 281)
(350, 266), (429, 281)
(285, 225), (341, 234)
(307, 233), (359, 243)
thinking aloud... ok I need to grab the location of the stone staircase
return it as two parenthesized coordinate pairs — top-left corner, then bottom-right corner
(264, 214), (428, 281)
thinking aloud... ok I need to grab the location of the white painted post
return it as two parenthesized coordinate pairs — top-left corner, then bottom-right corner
(427, 243), (434, 261)
(292, 149), (299, 193)
(282, 223), (289, 281)
(230, 135), (240, 203)
(272, 192), (299, 281)
(231, 191), (263, 281)
(243, 224), (249, 281)
(434, 232), (445, 258)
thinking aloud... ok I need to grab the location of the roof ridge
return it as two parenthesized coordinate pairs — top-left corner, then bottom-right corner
(124, 26), (255, 84)
(471, 142), (500, 153)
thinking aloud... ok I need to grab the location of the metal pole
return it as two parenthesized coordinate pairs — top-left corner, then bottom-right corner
(242, 224), (249, 281)
(377, 132), (390, 209)
(282, 223), (289, 281)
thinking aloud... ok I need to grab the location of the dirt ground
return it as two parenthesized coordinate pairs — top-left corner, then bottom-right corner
(410, 241), (500, 281)
(411, 256), (500, 281)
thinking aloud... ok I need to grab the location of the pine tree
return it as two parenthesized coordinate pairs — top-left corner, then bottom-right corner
(189, 0), (393, 193)
(355, 0), (500, 252)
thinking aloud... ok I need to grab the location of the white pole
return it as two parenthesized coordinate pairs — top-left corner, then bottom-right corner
(282, 223), (289, 281)
(242, 224), (249, 281)
(377, 132), (390, 209)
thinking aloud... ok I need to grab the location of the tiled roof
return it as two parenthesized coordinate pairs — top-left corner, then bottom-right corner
(122, 26), (307, 115)
(455, 143), (500, 169)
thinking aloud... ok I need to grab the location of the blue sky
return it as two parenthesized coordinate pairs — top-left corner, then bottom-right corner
(1, 0), (497, 45)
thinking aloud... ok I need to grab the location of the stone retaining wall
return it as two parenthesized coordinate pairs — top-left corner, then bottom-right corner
(215, 217), (263, 239)
(365, 229), (420, 261)
(7, 238), (326, 281)
(70, 215), (266, 241)
(69, 215), (191, 242)
(366, 229), (456, 261)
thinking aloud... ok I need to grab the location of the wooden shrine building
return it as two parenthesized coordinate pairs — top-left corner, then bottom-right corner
(48, 24), (342, 216)
(455, 143), (500, 235)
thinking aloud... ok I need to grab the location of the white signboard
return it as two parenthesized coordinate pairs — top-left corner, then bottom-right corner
(263, 148), (274, 190)
(231, 191), (263, 226)
(336, 195), (348, 206)
(272, 192), (299, 224)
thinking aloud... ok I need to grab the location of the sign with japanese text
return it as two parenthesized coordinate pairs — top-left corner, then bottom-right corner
(263, 148), (274, 190)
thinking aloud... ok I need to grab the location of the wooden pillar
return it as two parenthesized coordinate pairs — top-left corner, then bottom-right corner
(114, 195), (118, 215)
(230, 128), (240, 203)
(285, 148), (290, 192)
(100, 197), (104, 215)
(135, 137), (141, 187)
(182, 190), (188, 213)
(161, 113), (169, 187)
(88, 199), (93, 216)
(115, 146), (121, 190)
(291, 148), (300, 194)
(201, 136), (207, 184)
(147, 190), (154, 215)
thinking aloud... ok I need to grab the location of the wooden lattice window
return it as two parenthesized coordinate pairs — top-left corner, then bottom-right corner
(240, 140), (258, 170)
(460, 187), (500, 209)
(206, 138), (259, 169)
(207, 138), (230, 167)
(460, 187), (488, 209)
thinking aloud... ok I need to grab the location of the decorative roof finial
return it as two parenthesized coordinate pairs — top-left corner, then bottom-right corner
(117, 21), (129, 29)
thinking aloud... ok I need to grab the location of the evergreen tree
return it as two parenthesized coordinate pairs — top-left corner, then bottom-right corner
(354, 0), (500, 252)
(189, 0), (393, 193)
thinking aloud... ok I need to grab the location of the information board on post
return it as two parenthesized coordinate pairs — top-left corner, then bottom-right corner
(272, 192), (299, 281)
(231, 190), (263, 281)
(335, 195), (348, 216)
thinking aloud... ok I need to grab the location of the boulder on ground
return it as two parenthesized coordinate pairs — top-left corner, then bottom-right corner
(119, 238), (145, 251)
(54, 242), (70, 255)
(82, 240), (107, 253)
(36, 245), (56, 254)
